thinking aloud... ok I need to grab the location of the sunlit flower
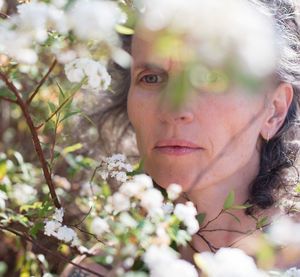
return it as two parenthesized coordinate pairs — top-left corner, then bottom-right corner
(167, 183), (182, 200)
(111, 192), (130, 213)
(140, 188), (164, 217)
(65, 58), (111, 91)
(194, 248), (267, 277)
(52, 208), (64, 223)
(91, 217), (110, 236)
(13, 183), (37, 204)
(174, 202), (199, 235)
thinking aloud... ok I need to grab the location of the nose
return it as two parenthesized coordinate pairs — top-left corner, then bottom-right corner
(158, 103), (194, 125)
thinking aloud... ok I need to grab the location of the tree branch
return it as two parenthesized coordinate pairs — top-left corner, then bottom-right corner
(197, 233), (219, 253)
(27, 59), (57, 105)
(0, 95), (17, 104)
(0, 225), (105, 277)
(35, 90), (76, 130)
(0, 71), (61, 208)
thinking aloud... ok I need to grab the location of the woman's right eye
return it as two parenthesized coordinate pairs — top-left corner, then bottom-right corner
(139, 74), (165, 85)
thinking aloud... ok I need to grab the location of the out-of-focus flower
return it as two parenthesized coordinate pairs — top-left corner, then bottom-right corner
(140, 188), (164, 217)
(283, 267), (300, 277)
(174, 202), (199, 235)
(0, 0), (4, 11)
(194, 248), (267, 277)
(53, 175), (71, 190)
(140, 0), (277, 79)
(65, 58), (111, 91)
(0, 191), (7, 210)
(111, 192), (130, 213)
(144, 245), (197, 277)
(68, 0), (126, 41)
(13, 183), (37, 204)
(52, 208), (64, 223)
(91, 217), (110, 236)
(80, 181), (100, 197)
(44, 220), (61, 236)
(268, 216), (300, 246)
(167, 183), (182, 200)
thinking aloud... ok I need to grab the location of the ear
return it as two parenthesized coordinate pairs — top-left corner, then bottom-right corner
(261, 83), (293, 140)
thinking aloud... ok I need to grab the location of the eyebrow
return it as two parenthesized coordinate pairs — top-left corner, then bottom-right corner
(133, 62), (168, 73)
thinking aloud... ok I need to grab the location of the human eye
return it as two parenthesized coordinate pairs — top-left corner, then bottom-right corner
(140, 74), (163, 84)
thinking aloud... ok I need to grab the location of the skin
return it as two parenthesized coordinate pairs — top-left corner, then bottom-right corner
(127, 29), (293, 254)
(62, 27), (294, 277)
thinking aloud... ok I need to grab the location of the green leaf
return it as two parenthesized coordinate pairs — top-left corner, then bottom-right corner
(108, 86), (116, 94)
(224, 211), (241, 224)
(79, 112), (96, 127)
(230, 204), (253, 210)
(48, 101), (56, 113)
(256, 216), (268, 229)
(295, 182), (300, 193)
(29, 222), (44, 239)
(57, 81), (65, 100)
(223, 190), (235, 210)
(62, 143), (82, 154)
(0, 160), (7, 180)
(59, 111), (81, 123)
(127, 156), (146, 176)
(115, 24), (134, 35)
(196, 213), (206, 225)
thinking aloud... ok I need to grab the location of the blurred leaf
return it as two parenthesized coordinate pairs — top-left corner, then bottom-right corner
(295, 182), (300, 193)
(196, 213), (206, 225)
(224, 211), (240, 224)
(223, 190), (234, 210)
(127, 156), (145, 176)
(59, 111), (81, 123)
(0, 160), (7, 181)
(29, 222), (44, 239)
(62, 143), (82, 155)
(115, 24), (134, 35)
(48, 101), (56, 114)
(229, 204), (253, 210)
(256, 216), (268, 229)
(0, 261), (7, 277)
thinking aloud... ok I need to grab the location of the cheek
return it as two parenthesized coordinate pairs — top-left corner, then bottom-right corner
(127, 88), (156, 154)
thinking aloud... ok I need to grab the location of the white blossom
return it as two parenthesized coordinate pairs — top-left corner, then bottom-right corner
(195, 248), (267, 277)
(133, 174), (153, 189)
(68, 0), (126, 41)
(56, 225), (78, 243)
(162, 202), (174, 215)
(174, 202), (199, 235)
(0, 191), (7, 210)
(80, 181), (100, 197)
(283, 267), (300, 277)
(65, 58), (111, 91)
(91, 217), (110, 236)
(119, 212), (138, 229)
(268, 216), (300, 246)
(111, 192), (130, 213)
(144, 245), (197, 277)
(140, 188), (164, 217)
(167, 183), (182, 200)
(140, 0), (277, 78)
(13, 183), (37, 204)
(44, 220), (62, 236)
(52, 208), (64, 223)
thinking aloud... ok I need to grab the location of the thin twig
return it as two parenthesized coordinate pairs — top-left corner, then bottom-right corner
(0, 71), (61, 208)
(27, 59), (57, 105)
(0, 225), (105, 277)
(49, 113), (60, 175)
(200, 209), (224, 230)
(73, 207), (93, 227)
(0, 95), (17, 104)
(0, 12), (9, 19)
(35, 91), (76, 130)
(200, 228), (247, 235)
(197, 233), (219, 253)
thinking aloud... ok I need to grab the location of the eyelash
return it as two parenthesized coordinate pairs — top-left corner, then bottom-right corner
(139, 73), (166, 86)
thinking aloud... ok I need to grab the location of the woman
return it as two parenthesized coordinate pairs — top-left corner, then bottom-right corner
(63, 0), (300, 275)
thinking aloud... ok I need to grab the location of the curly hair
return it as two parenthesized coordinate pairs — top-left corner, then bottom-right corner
(94, 0), (300, 215)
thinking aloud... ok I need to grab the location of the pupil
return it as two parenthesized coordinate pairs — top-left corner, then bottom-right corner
(145, 75), (158, 83)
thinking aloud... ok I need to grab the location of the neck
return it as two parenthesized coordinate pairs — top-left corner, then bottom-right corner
(181, 150), (264, 259)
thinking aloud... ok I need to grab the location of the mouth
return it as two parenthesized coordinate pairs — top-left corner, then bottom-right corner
(154, 139), (202, 156)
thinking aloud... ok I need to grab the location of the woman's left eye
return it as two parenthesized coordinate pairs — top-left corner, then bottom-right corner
(140, 74), (164, 84)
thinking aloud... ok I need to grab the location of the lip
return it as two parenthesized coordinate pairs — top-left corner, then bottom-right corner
(154, 139), (202, 156)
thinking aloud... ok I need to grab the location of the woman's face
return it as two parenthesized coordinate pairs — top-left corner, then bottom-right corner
(127, 31), (269, 192)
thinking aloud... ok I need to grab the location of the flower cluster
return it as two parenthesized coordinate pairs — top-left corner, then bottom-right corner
(139, 0), (277, 87)
(144, 245), (198, 277)
(99, 154), (134, 182)
(0, 0), (127, 65)
(44, 208), (79, 247)
(64, 58), (111, 91)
